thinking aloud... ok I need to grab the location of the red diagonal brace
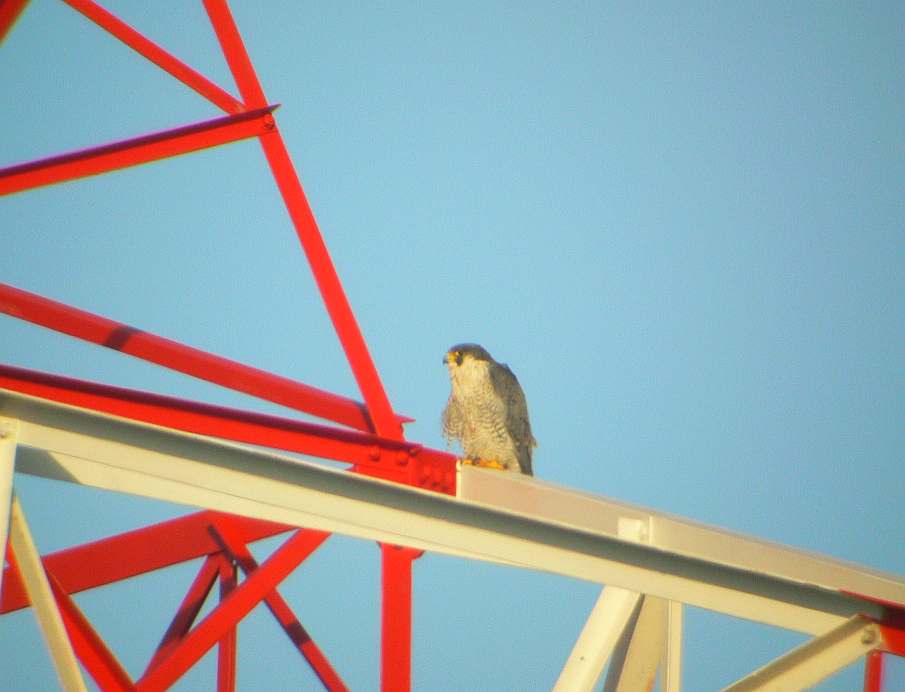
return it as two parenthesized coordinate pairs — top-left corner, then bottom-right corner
(201, 0), (403, 441)
(145, 554), (222, 675)
(210, 518), (348, 691)
(0, 106), (276, 196)
(46, 571), (136, 692)
(2, 511), (292, 613)
(136, 529), (329, 691)
(0, 0), (29, 42)
(61, 0), (243, 113)
(0, 284), (386, 433)
(202, 0), (267, 109)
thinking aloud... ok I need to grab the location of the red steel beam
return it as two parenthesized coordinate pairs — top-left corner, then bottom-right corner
(47, 572), (136, 692)
(144, 554), (222, 675)
(259, 132), (404, 440)
(1, 511), (292, 613)
(0, 284), (390, 433)
(880, 622), (905, 657)
(0, 106), (276, 196)
(864, 651), (884, 692)
(202, 0), (403, 441)
(211, 518), (348, 691)
(136, 529), (330, 691)
(0, 0), (29, 43)
(202, 0), (266, 109)
(61, 0), (242, 114)
(0, 364), (456, 494)
(380, 544), (422, 692)
(216, 559), (238, 692)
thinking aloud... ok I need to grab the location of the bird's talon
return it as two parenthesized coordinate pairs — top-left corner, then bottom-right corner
(461, 458), (506, 471)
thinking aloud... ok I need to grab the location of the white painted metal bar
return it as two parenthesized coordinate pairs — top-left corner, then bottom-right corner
(660, 600), (683, 692)
(0, 417), (17, 597)
(554, 587), (643, 691)
(603, 596), (665, 692)
(8, 494), (88, 692)
(458, 468), (905, 616)
(3, 389), (904, 639)
(722, 615), (880, 691)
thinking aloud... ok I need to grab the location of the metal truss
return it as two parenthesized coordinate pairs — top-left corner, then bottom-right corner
(2, 2), (904, 690)
(2, 390), (905, 688)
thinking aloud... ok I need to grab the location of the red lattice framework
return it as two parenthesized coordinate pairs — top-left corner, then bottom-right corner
(0, 1), (457, 689)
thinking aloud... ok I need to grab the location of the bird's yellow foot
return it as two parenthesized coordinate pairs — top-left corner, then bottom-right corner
(460, 457), (506, 471)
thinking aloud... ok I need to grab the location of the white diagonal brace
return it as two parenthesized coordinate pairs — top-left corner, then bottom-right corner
(9, 493), (88, 692)
(603, 595), (665, 692)
(0, 417), (17, 596)
(660, 600), (683, 692)
(723, 615), (880, 691)
(554, 587), (643, 691)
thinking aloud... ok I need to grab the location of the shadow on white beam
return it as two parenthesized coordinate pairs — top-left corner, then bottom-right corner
(3, 388), (904, 641)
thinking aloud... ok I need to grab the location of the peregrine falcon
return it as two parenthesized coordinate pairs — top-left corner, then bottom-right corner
(442, 343), (536, 475)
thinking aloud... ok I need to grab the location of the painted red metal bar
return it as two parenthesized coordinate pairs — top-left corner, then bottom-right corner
(217, 559), (238, 692)
(261, 123), (406, 441)
(0, 106), (276, 196)
(259, 132), (406, 440)
(864, 651), (884, 692)
(0, 0), (29, 42)
(202, 0), (403, 441)
(61, 0), (242, 114)
(47, 571), (136, 692)
(380, 545), (422, 692)
(6, 547), (133, 691)
(880, 622), (905, 657)
(0, 364), (455, 493)
(0, 285), (390, 433)
(211, 518), (348, 691)
(137, 529), (329, 691)
(144, 554), (222, 675)
(202, 0), (266, 110)
(1, 510), (293, 613)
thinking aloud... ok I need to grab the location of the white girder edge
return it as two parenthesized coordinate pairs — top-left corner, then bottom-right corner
(1, 388), (898, 640)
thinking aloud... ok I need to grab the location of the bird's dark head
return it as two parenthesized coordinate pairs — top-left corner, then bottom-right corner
(444, 343), (493, 367)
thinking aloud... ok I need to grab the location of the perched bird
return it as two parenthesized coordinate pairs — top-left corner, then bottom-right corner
(442, 343), (536, 475)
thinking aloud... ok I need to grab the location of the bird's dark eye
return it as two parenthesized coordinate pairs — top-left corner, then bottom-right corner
(455, 351), (463, 365)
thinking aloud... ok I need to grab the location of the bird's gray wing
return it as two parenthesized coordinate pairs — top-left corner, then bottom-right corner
(441, 394), (465, 446)
(490, 363), (536, 476)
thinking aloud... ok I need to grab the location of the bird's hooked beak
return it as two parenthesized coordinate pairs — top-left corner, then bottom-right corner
(444, 351), (461, 367)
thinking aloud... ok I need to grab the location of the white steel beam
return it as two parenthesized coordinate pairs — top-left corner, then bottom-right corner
(660, 600), (683, 692)
(0, 417), (17, 596)
(8, 494), (88, 692)
(458, 469), (905, 624)
(603, 595), (665, 692)
(554, 587), (643, 691)
(3, 389), (903, 640)
(723, 615), (880, 691)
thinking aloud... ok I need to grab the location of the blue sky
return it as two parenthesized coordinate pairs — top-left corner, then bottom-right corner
(2, 1), (904, 689)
